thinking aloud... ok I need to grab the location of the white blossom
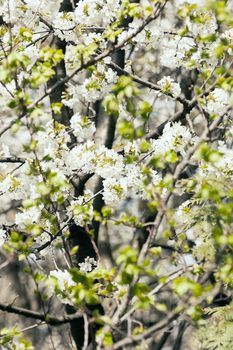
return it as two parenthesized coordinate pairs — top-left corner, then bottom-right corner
(74, 0), (120, 27)
(95, 148), (124, 179)
(186, 11), (217, 37)
(65, 140), (96, 174)
(69, 191), (94, 227)
(1, 144), (11, 157)
(103, 177), (128, 207)
(152, 122), (193, 156)
(222, 28), (233, 42)
(198, 142), (233, 180)
(204, 88), (229, 114)
(0, 176), (13, 194)
(24, 0), (43, 12)
(124, 140), (141, 157)
(70, 113), (96, 142)
(15, 206), (42, 228)
(80, 68), (117, 103)
(79, 257), (97, 272)
(123, 163), (142, 197)
(157, 76), (181, 97)
(35, 120), (70, 159)
(50, 269), (75, 291)
(160, 36), (196, 68)
(53, 12), (76, 42)
(48, 269), (76, 305)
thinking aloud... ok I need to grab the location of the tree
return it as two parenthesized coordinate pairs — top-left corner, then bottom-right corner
(0, 0), (232, 349)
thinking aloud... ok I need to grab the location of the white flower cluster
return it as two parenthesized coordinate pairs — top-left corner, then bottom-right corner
(152, 122), (193, 156)
(66, 140), (95, 175)
(186, 11), (217, 37)
(65, 121), (195, 207)
(53, 12), (76, 42)
(25, 0), (61, 18)
(160, 36), (196, 69)
(222, 28), (233, 43)
(78, 256), (97, 272)
(95, 148), (124, 179)
(204, 88), (230, 114)
(68, 190), (94, 227)
(0, 175), (14, 195)
(70, 113), (96, 142)
(0, 0), (61, 24)
(15, 206), (42, 229)
(0, 0), (26, 23)
(63, 63), (117, 106)
(214, 142), (233, 179)
(35, 120), (70, 160)
(50, 269), (75, 291)
(102, 177), (128, 207)
(65, 142), (124, 178)
(159, 21), (221, 71)
(157, 76), (181, 98)
(118, 18), (146, 46)
(49, 269), (75, 304)
(80, 64), (118, 103)
(198, 142), (233, 180)
(74, 0), (120, 27)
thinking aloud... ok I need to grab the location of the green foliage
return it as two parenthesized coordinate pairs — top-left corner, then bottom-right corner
(196, 304), (233, 350)
(0, 327), (34, 349)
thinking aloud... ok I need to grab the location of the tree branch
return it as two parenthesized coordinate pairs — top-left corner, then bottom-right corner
(108, 61), (189, 107)
(0, 302), (82, 326)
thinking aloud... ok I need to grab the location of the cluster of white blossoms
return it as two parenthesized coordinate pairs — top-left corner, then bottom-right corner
(78, 256), (98, 272)
(25, 0), (60, 15)
(74, 0), (121, 27)
(50, 269), (75, 290)
(204, 88), (230, 114)
(68, 191), (94, 227)
(186, 11), (217, 37)
(65, 140), (96, 174)
(198, 141), (233, 180)
(157, 76), (181, 98)
(49, 269), (76, 304)
(80, 64), (118, 103)
(35, 120), (70, 160)
(48, 257), (98, 304)
(0, 0), (25, 22)
(53, 12), (76, 42)
(102, 177), (128, 207)
(65, 141), (124, 178)
(0, 0), (60, 23)
(15, 206), (42, 229)
(0, 175), (15, 196)
(63, 62), (117, 106)
(70, 113), (96, 142)
(151, 122), (193, 156)
(95, 148), (125, 179)
(223, 28), (233, 43)
(0, 115), (197, 222)
(160, 36), (196, 69)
